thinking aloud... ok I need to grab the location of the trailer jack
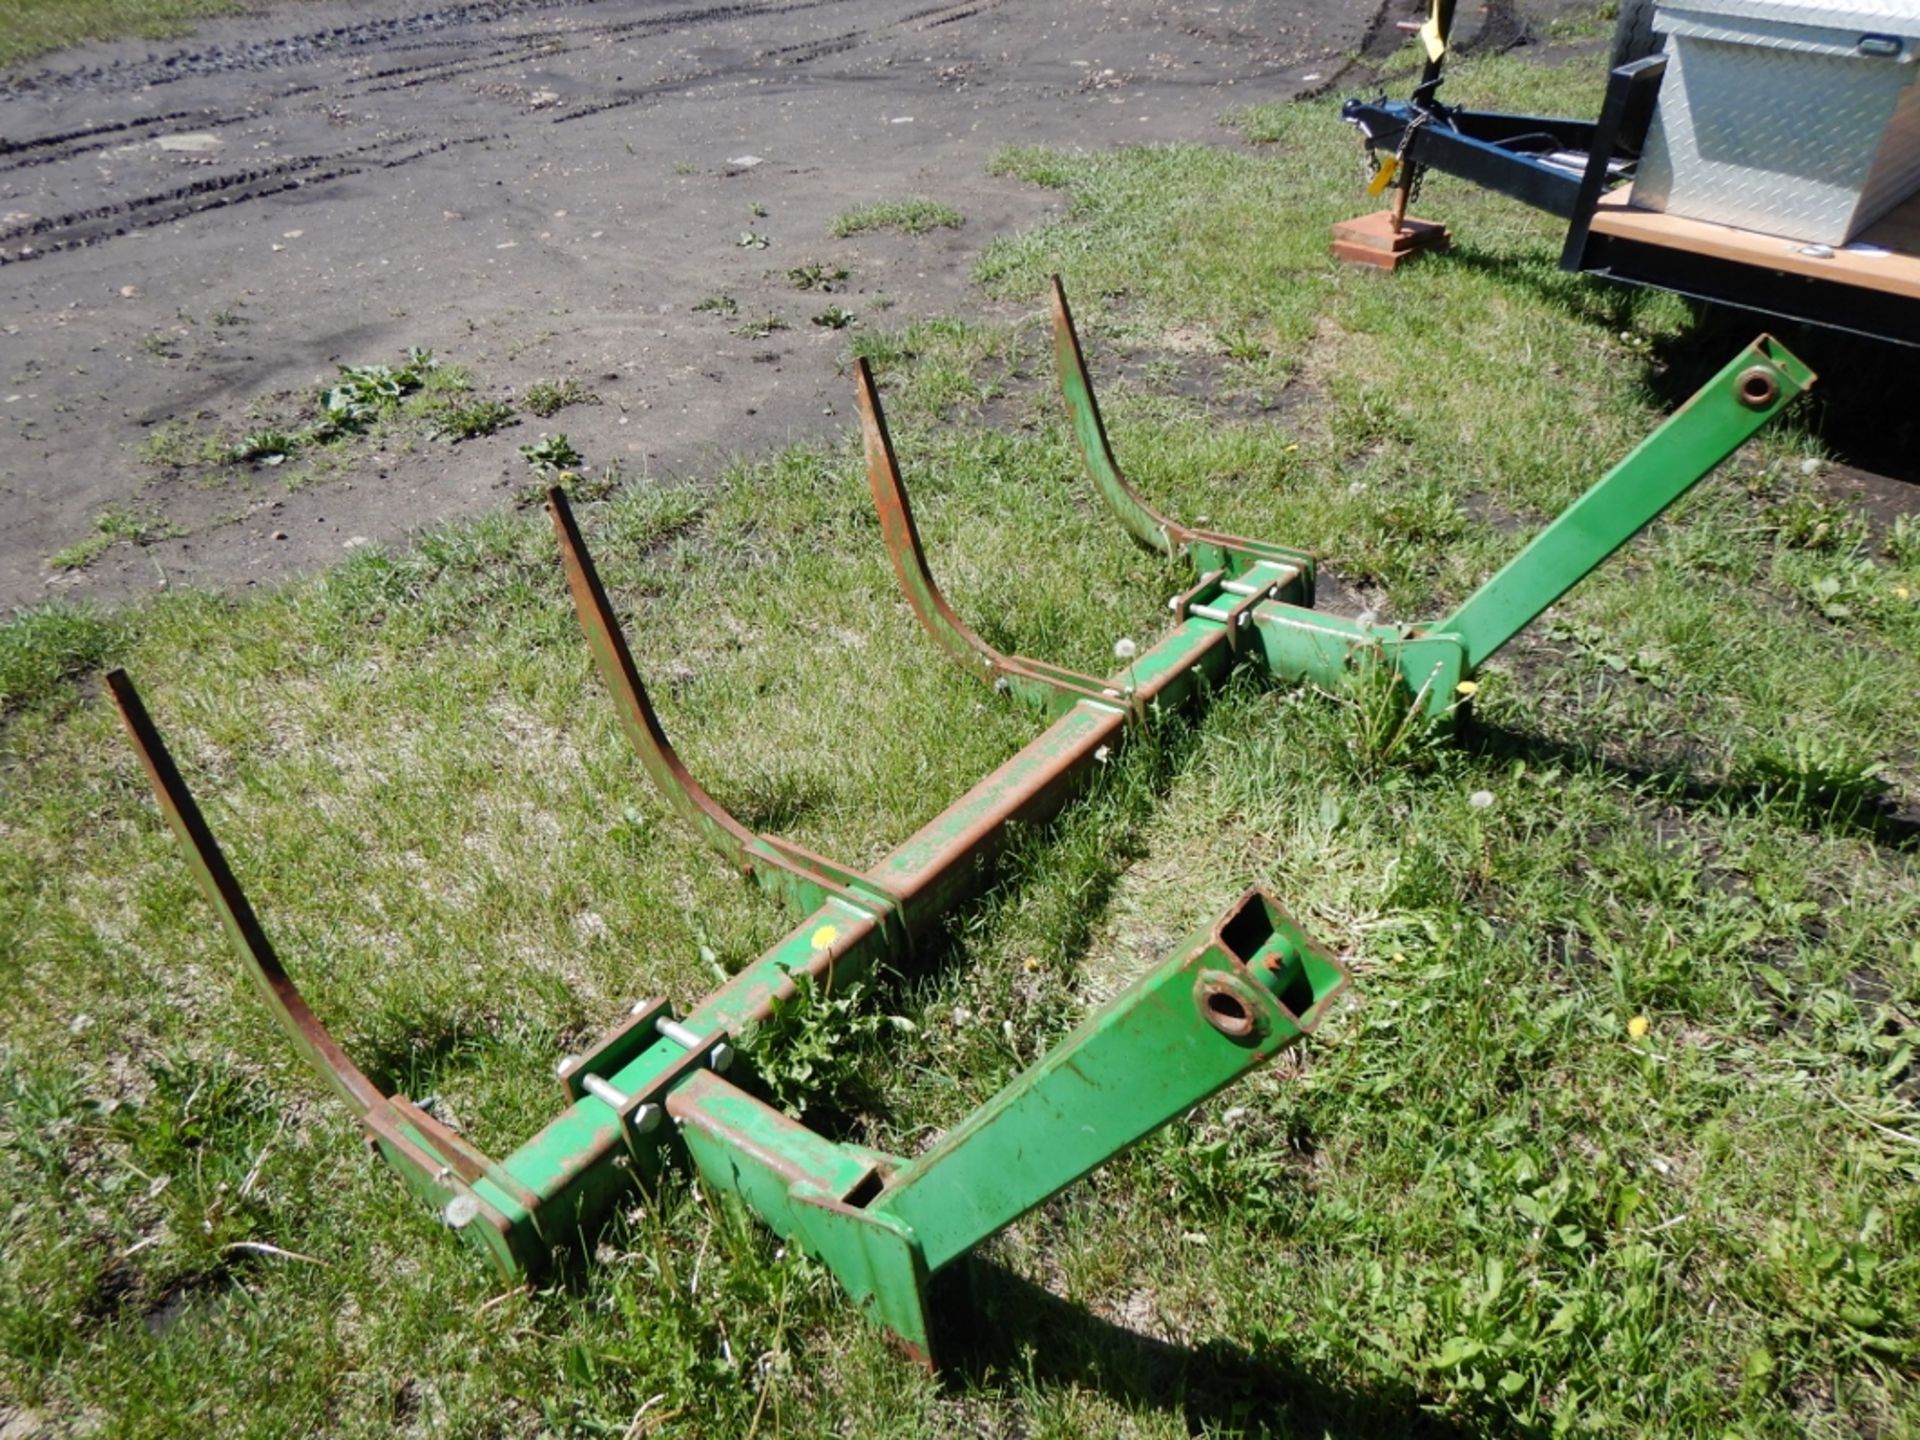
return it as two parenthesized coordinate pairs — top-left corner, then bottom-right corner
(110, 278), (1804, 1362)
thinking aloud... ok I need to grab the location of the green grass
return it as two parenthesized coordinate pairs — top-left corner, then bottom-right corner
(520, 379), (598, 418)
(47, 509), (184, 571)
(830, 197), (966, 238)
(4, 23), (1919, 1440)
(428, 398), (516, 443)
(0, 0), (267, 67)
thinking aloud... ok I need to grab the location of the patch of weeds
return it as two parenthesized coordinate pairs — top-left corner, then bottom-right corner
(828, 198), (963, 237)
(1319, 652), (1455, 779)
(670, 160), (696, 175)
(810, 306), (857, 331)
(1218, 325), (1268, 362)
(105, 1053), (283, 1281)
(734, 313), (788, 341)
(318, 348), (439, 433)
(1788, 555), (1885, 622)
(514, 460), (620, 510)
(1751, 1212), (1915, 1374)
(429, 399), (516, 443)
(744, 967), (908, 1117)
(736, 231), (770, 250)
(1737, 731), (1891, 828)
(209, 306), (243, 329)
(186, 349), (463, 474)
(0, 604), (122, 712)
(522, 379), (598, 417)
(224, 429), (302, 466)
(748, 201), (768, 219)
(47, 510), (182, 571)
(520, 434), (583, 473)
(1886, 514), (1920, 567)
(1542, 620), (1674, 689)
(1153, 1114), (1303, 1228)
(691, 294), (738, 317)
(1764, 490), (1870, 555)
(786, 262), (849, 292)
(139, 419), (232, 470)
(140, 333), (179, 360)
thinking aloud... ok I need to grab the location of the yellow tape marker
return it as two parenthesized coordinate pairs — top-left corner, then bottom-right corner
(1366, 156), (1401, 197)
(1419, 0), (1447, 60)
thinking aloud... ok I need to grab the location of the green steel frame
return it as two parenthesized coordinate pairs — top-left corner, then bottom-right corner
(108, 279), (1807, 1361)
(1050, 277), (1814, 713)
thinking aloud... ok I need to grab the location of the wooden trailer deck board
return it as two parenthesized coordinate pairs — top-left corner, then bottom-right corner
(1590, 188), (1920, 303)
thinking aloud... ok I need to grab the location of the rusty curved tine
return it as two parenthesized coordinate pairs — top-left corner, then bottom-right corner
(1049, 274), (1197, 562)
(106, 670), (384, 1118)
(546, 487), (758, 874)
(856, 361), (1120, 714)
(855, 358), (1005, 691)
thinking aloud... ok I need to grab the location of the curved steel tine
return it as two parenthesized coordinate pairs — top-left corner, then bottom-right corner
(1049, 274), (1194, 562)
(106, 670), (385, 1119)
(546, 487), (758, 873)
(854, 358), (1008, 691)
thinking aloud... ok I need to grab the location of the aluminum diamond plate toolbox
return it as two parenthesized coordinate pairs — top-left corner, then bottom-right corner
(1637, 0), (1920, 244)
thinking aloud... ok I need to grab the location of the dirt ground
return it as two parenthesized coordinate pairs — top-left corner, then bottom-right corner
(0, 0), (1446, 614)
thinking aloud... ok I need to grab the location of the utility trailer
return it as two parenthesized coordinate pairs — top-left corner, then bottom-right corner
(1338, 0), (1920, 346)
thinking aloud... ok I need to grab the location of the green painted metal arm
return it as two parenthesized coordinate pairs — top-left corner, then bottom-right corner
(869, 890), (1345, 1271)
(1050, 274), (1189, 562)
(1049, 275), (1317, 589)
(1433, 337), (1814, 670)
(666, 890), (1344, 1365)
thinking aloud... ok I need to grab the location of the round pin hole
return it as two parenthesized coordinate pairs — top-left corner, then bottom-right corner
(1735, 366), (1779, 411)
(1197, 979), (1258, 1039)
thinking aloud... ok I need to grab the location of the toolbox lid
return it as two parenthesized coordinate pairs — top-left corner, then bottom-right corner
(1656, 0), (1920, 56)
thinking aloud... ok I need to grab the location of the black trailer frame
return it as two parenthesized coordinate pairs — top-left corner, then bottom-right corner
(1340, 55), (1920, 348)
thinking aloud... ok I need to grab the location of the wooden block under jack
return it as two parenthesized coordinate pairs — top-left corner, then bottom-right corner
(1330, 210), (1451, 271)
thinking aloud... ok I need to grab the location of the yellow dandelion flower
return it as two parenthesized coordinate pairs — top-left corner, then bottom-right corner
(1455, 679), (1480, 697)
(810, 924), (839, 951)
(1627, 1014), (1650, 1039)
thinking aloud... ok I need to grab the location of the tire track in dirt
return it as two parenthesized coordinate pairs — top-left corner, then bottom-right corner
(0, 0), (1000, 260)
(551, 0), (1004, 122)
(0, 134), (497, 263)
(0, 109), (244, 165)
(0, 0), (850, 98)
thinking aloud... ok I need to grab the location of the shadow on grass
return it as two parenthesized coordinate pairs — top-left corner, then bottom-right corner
(1463, 716), (1920, 851)
(939, 1261), (1472, 1439)
(1433, 247), (1919, 485)
(1644, 316), (1920, 487)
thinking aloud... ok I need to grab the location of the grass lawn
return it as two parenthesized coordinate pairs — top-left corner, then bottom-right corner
(4, 19), (1918, 1439)
(0, 0), (263, 68)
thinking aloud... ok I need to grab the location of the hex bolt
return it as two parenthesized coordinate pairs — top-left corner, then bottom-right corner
(555, 1054), (579, 1078)
(633, 1103), (663, 1133)
(656, 1016), (734, 1072)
